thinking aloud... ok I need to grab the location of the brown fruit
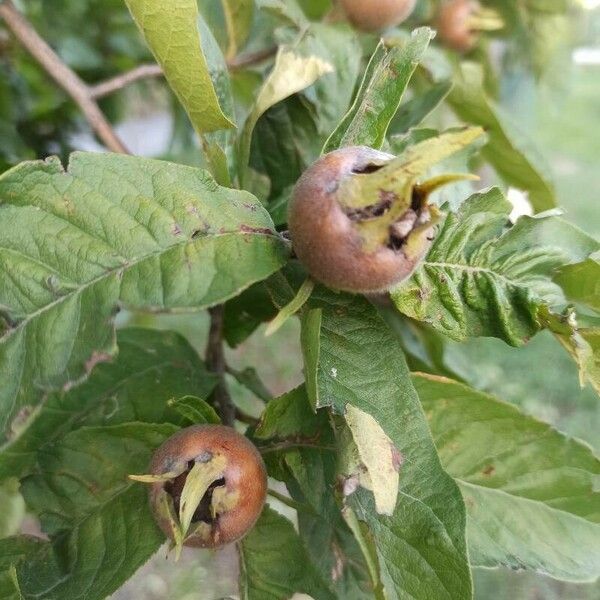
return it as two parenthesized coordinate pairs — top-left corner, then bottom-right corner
(288, 146), (435, 294)
(436, 0), (479, 52)
(148, 425), (267, 549)
(340, 0), (417, 32)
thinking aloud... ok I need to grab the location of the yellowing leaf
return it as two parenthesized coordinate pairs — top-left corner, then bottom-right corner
(345, 404), (401, 516)
(238, 48), (333, 183)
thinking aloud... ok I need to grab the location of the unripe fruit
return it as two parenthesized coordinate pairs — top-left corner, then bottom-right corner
(288, 146), (435, 294)
(147, 425), (267, 549)
(436, 0), (479, 53)
(340, 0), (417, 32)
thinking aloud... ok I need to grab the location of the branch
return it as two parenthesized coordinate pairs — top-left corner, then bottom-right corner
(227, 46), (277, 70)
(0, 0), (128, 154)
(89, 64), (164, 99)
(206, 306), (236, 426)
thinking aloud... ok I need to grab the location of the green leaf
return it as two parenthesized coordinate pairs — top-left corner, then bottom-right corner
(323, 28), (434, 152)
(223, 282), (277, 348)
(238, 506), (335, 600)
(0, 479), (25, 538)
(168, 395), (221, 425)
(257, 0), (307, 27)
(391, 188), (599, 346)
(448, 62), (556, 212)
(255, 385), (319, 439)
(390, 80), (453, 135)
(15, 423), (177, 599)
(555, 258), (600, 313)
(540, 307), (600, 394)
(0, 536), (43, 600)
(0, 327), (216, 479)
(0, 153), (288, 448)
(197, 15), (236, 185)
(124, 0), (234, 133)
(251, 96), (321, 221)
(304, 290), (472, 600)
(238, 47), (333, 184)
(222, 0), (254, 60)
(414, 373), (600, 582)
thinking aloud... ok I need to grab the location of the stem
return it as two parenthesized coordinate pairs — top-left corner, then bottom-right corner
(235, 408), (258, 426)
(265, 277), (314, 337)
(206, 306), (235, 427)
(227, 46), (277, 70)
(0, 0), (128, 154)
(267, 489), (316, 514)
(90, 64), (164, 99)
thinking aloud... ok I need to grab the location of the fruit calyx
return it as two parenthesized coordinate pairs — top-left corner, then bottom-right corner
(131, 449), (237, 555)
(335, 127), (483, 255)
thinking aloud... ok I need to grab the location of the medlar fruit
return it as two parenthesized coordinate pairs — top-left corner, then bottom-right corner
(134, 425), (267, 550)
(339, 0), (417, 32)
(436, 0), (480, 53)
(288, 146), (436, 294)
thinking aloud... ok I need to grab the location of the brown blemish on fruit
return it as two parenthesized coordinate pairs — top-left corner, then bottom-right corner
(482, 465), (495, 476)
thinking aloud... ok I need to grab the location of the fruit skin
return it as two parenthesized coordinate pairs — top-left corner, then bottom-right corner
(340, 0), (417, 32)
(288, 146), (433, 294)
(149, 424), (267, 548)
(436, 0), (479, 52)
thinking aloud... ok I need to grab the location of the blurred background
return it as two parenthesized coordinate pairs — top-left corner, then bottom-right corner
(1, 0), (599, 598)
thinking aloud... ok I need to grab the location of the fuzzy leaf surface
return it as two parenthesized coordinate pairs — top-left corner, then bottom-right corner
(0, 153), (287, 446)
(124, 0), (234, 133)
(0, 328), (215, 479)
(303, 290), (472, 600)
(13, 423), (177, 599)
(238, 506), (335, 600)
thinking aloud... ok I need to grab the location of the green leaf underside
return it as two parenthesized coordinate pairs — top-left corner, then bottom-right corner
(555, 258), (600, 313)
(415, 373), (600, 582)
(124, 0), (234, 133)
(168, 395), (221, 426)
(392, 187), (599, 346)
(0, 153), (288, 446)
(238, 506), (335, 600)
(391, 80), (453, 135)
(255, 385), (320, 440)
(9, 423), (177, 599)
(449, 62), (556, 213)
(304, 289), (472, 600)
(222, 0), (254, 59)
(0, 328), (216, 479)
(541, 308), (600, 394)
(323, 28), (434, 153)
